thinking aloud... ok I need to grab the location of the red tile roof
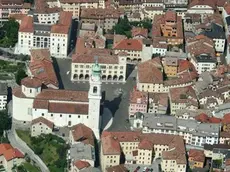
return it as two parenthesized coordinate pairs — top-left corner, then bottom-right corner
(101, 131), (186, 164)
(131, 27), (148, 38)
(224, 2), (230, 15)
(31, 117), (54, 129)
(33, 99), (49, 109)
(189, 149), (205, 163)
(36, 89), (88, 102)
(195, 113), (209, 123)
(9, 14), (26, 20)
(72, 53), (118, 64)
(19, 16), (33, 32)
(0, 144), (24, 161)
(71, 123), (95, 146)
(29, 49), (58, 88)
(129, 89), (148, 104)
(165, 10), (176, 21)
(106, 165), (129, 172)
(138, 58), (163, 84)
(48, 102), (88, 114)
(74, 160), (90, 170)
(51, 12), (72, 34)
(188, 0), (216, 9)
(138, 139), (153, 150)
(21, 77), (42, 88)
(113, 39), (142, 51)
(222, 113), (230, 124)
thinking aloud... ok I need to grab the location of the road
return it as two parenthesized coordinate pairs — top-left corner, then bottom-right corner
(7, 129), (50, 172)
(54, 58), (136, 131)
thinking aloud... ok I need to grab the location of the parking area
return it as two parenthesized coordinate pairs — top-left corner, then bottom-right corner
(53, 58), (136, 131)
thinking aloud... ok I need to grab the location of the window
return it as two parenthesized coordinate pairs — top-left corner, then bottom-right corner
(51, 114), (53, 117)
(69, 115), (71, 118)
(60, 114), (62, 117)
(42, 113), (44, 116)
(78, 115), (80, 118)
(30, 89), (32, 93)
(93, 86), (97, 93)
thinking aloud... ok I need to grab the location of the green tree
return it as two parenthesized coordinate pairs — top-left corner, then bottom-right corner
(113, 16), (132, 37)
(0, 19), (19, 47)
(0, 110), (11, 136)
(141, 18), (152, 31)
(15, 69), (27, 85)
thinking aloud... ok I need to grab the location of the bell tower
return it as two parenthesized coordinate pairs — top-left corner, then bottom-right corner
(88, 57), (102, 140)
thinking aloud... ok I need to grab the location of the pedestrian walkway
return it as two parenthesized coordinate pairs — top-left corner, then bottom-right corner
(7, 129), (50, 172)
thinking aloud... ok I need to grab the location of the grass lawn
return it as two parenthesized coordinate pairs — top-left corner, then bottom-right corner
(16, 130), (68, 172)
(16, 130), (32, 146)
(22, 162), (40, 172)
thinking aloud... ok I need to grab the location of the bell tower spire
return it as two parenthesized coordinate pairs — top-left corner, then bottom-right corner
(88, 56), (102, 140)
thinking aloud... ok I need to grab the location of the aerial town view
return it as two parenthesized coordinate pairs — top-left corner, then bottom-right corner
(1, 0), (230, 171)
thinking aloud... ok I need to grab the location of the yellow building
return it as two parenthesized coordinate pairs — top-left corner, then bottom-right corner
(188, 149), (205, 169)
(100, 131), (186, 172)
(164, 57), (178, 77)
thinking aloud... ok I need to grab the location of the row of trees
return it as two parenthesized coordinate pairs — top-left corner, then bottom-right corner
(113, 16), (152, 38)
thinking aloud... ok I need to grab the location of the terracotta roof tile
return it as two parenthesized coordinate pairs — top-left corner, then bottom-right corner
(29, 49), (58, 88)
(72, 53), (118, 64)
(165, 10), (176, 22)
(131, 27), (148, 38)
(36, 89), (88, 102)
(9, 14), (26, 20)
(101, 131), (186, 164)
(189, 149), (205, 163)
(188, 0), (216, 9)
(80, 8), (123, 19)
(169, 86), (198, 105)
(129, 89), (148, 104)
(222, 113), (230, 124)
(21, 77), (42, 88)
(74, 160), (90, 170)
(220, 131), (230, 138)
(33, 99), (48, 109)
(71, 123), (95, 146)
(0, 144), (24, 161)
(137, 58), (163, 83)
(51, 12), (72, 34)
(113, 39), (142, 51)
(195, 113), (209, 123)
(106, 165), (128, 172)
(31, 117), (54, 129)
(19, 16), (33, 32)
(48, 102), (88, 114)
(186, 35), (215, 57)
(138, 139), (153, 150)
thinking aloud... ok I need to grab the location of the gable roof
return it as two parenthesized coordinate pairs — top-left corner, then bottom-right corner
(31, 117), (54, 129)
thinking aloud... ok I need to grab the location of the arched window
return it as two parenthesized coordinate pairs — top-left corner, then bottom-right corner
(93, 86), (97, 93)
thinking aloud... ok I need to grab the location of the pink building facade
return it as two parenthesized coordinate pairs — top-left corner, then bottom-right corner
(129, 89), (148, 118)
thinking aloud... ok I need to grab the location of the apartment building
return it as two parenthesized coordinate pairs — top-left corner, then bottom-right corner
(152, 37), (167, 56)
(164, 0), (188, 8)
(183, 13), (201, 32)
(188, 149), (205, 169)
(142, 6), (164, 20)
(137, 58), (196, 93)
(80, 8), (124, 32)
(59, 0), (99, 19)
(129, 89), (148, 118)
(163, 57), (178, 77)
(0, 144), (24, 172)
(71, 51), (126, 82)
(100, 131), (186, 172)
(152, 10), (183, 45)
(31, 117), (54, 137)
(136, 113), (220, 147)
(15, 10), (73, 58)
(113, 38), (143, 63)
(0, 83), (7, 110)
(148, 93), (168, 114)
(0, 0), (31, 19)
(169, 86), (198, 115)
(187, 0), (215, 15)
